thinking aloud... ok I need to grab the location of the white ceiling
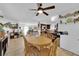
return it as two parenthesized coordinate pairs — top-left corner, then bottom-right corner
(0, 3), (79, 23)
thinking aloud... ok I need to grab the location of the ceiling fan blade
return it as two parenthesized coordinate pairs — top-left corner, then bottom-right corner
(43, 5), (55, 10)
(37, 3), (42, 7)
(36, 13), (39, 16)
(29, 9), (37, 11)
(43, 12), (49, 16)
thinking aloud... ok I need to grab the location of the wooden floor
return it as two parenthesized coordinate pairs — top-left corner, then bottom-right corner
(5, 37), (78, 56)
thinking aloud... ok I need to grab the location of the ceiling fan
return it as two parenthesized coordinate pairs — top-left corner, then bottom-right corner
(30, 3), (55, 16)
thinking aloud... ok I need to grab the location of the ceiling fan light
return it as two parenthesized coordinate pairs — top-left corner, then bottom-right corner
(38, 10), (43, 14)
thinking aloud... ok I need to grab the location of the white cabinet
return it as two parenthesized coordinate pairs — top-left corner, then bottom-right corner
(58, 23), (79, 55)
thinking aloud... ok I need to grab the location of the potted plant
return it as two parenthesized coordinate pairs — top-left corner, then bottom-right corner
(0, 23), (5, 38)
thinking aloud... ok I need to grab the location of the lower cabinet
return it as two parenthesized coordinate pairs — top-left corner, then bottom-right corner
(0, 41), (2, 56)
(0, 37), (8, 56)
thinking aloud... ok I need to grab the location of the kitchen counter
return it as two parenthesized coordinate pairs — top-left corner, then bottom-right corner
(0, 36), (7, 41)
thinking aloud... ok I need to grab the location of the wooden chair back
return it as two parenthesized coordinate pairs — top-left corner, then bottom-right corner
(23, 36), (40, 56)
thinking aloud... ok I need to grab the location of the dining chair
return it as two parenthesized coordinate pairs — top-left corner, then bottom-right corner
(50, 38), (58, 56)
(23, 36), (40, 56)
(38, 43), (54, 56)
(25, 45), (40, 56)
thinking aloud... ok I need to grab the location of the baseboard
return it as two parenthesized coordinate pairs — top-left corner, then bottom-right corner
(59, 47), (79, 56)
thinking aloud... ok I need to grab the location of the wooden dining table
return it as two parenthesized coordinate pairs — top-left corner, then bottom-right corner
(25, 34), (52, 46)
(23, 33), (58, 56)
(24, 34), (53, 56)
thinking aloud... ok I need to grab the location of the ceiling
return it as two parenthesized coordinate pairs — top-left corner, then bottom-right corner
(0, 3), (79, 24)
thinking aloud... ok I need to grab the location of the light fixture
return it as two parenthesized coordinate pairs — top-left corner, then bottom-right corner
(38, 10), (43, 14)
(51, 16), (57, 22)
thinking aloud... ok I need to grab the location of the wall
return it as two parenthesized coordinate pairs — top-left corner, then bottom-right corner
(58, 23), (79, 55)
(18, 22), (38, 35)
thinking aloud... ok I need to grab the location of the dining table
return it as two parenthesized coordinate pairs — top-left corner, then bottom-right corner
(24, 34), (53, 56)
(24, 32), (58, 56)
(25, 34), (52, 47)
